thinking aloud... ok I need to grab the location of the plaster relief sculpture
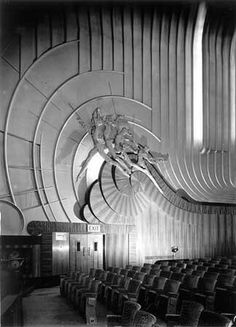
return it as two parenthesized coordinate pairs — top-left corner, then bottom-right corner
(76, 108), (168, 181)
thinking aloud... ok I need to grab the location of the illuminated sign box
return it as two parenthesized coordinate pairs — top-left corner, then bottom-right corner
(55, 232), (67, 241)
(87, 225), (100, 233)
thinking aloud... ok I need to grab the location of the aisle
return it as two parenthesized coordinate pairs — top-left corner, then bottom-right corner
(22, 286), (110, 327)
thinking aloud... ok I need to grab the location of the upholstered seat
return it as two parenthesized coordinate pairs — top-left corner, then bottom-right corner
(106, 276), (131, 309)
(78, 279), (102, 313)
(136, 275), (156, 307)
(170, 267), (182, 273)
(132, 310), (157, 327)
(145, 277), (168, 307)
(216, 275), (236, 289)
(111, 277), (132, 311)
(198, 310), (232, 327)
(146, 280), (181, 319)
(160, 271), (173, 279)
(193, 278), (217, 310)
(113, 267), (122, 275)
(165, 300), (204, 327)
(192, 270), (206, 278)
(107, 300), (141, 326)
(97, 272), (116, 301)
(214, 288), (236, 314)
(204, 272), (219, 280)
(73, 277), (94, 308)
(119, 280), (143, 313)
(133, 272), (147, 282)
(150, 268), (161, 276)
(170, 272), (185, 282)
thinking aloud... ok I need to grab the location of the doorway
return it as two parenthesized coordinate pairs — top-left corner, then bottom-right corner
(69, 233), (104, 273)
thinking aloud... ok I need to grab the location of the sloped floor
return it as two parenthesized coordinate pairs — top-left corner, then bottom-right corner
(22, 286), (111, 327)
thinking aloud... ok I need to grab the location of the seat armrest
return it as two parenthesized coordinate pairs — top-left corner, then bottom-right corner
(106, 315), (122, 325)
(204, 291), (215, 296)
(117, 289), (127, 294)
(165, 314), (181, 322)
(166, 292), (178, 298)
(221, 313), (236, 323)
(84, 292), (96, 298)
(148, 290), (157, 295)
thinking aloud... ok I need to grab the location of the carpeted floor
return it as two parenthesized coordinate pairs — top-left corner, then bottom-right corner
(22, 286), (111, 327)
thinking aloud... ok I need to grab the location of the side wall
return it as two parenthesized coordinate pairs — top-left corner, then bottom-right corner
(1, 3), (235, 265)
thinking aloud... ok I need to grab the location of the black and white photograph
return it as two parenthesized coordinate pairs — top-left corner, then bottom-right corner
(1, 0), (236, 325)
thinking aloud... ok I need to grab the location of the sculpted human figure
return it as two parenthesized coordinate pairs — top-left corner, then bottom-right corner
(76, 108), (168, 181)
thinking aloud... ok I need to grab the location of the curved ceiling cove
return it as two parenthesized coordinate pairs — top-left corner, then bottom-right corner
(1, 2), (236, 233)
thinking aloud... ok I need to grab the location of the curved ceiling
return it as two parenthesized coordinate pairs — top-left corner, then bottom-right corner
(0, 1), (236, 232)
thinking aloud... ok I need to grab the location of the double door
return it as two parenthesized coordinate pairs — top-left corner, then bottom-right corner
(70, 233), (103, 273)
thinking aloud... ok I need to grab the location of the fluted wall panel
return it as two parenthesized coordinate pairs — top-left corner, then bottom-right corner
(1, 2), (235, 264)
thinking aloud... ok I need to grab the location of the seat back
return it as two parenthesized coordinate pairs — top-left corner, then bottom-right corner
(132, 265), (141, 272)
(198, 310), (232, 327)
(140, 267), (151, 273)
(133, 310), (156, 327)
(133, 272), (147, 282)
(198, 278), (217, 292)
(94, 269), (104, 280)
(177, 263), (187, 269)
(216, 275), (235, 288)
(171, 267), (182, 273)
(160, 265), (171, 271)
(112, 274), (122, 286)
(89, 279), (102, 293)
(152, 276), (167, 290)
(215, 288), (236, 314)
(84, 276), (94, 289)
(163, 279), (181, 294)
(187, 264), (198, 270)
(179, 300), (204, 327)
(160, 270), (172, 279)
(197, 266), (208, 272)
(143, 263), (152, 269)
(181, 268), (194, 275)
(215, 264), (229, 270)
(113, 267), (121, 274)
(204, 272), (219, 280)
(181, 275), (200, 290)
(192, 270), (206, 278)
(89, 268), (96, 277)
(120, 269), (129, 277)
(127, 270), (137, 278)
(127, 279), (142, 293)
(123, 277), (132, 289)
(171, 272), (185, 282)
(120, 301), (141, 325)
(149, 268), (161, 276)
(219, 269), (235, 277)
(105, 272), (116, 284)
(142, 274), (155, 286)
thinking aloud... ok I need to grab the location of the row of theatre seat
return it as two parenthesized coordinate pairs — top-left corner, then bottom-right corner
(60, 256), (236, 326)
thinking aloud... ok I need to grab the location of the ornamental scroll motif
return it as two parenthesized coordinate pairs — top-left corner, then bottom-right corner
(76, 108), (168, 181)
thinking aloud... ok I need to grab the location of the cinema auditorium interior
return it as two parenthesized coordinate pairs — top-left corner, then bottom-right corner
(1, 0), (236, 326)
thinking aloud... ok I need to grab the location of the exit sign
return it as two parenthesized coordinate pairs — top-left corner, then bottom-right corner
(87, 225), (100, 233)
